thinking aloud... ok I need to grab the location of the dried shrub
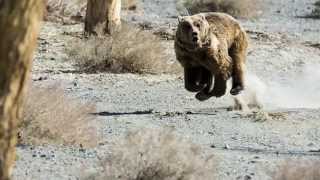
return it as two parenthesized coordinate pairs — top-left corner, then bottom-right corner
(99, 128), (216, 180)
(273, 160), (320, 180)
(178, 0), (263, 18)
(66, 24), (180, 74)
(19, 85), (100, 147)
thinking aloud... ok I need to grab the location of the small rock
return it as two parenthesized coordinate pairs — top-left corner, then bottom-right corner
(79, 148), (86, 153)
(308, 142), (315, 147)
(34, 76), (48, 81)
(224, 144), (230, 149)
(231, 136), (238, 140)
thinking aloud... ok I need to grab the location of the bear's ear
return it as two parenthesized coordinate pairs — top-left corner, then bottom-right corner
(178, 16), (184, 23)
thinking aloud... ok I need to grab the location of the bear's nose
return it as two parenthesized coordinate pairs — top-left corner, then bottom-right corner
(192, 32), (198, 42)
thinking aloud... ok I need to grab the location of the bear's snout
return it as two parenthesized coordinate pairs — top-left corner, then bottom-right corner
(192, 32), (199, 42)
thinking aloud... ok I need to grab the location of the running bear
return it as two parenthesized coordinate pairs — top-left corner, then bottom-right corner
(174, 12), (248, 101)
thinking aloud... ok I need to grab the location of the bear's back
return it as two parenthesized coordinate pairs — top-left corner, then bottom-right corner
(203, 12), (243, 45)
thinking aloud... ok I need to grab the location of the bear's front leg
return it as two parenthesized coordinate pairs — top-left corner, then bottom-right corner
(211, 75), (227, 97)
(184, 66), (211, 92)
(195, 74), (227, 101)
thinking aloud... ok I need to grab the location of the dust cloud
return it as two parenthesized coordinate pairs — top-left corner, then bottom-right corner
(244, 64), (320, 109)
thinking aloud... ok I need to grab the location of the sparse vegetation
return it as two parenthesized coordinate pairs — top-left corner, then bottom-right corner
(67, 24), (180, 74)
(99, 128), (216, 180)
(177, 0), (263, 18)
(273, 160), (320, 180)
(19, 85), (100, 147)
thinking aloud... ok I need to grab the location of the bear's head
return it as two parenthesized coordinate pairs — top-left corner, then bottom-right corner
(176, 14), (210, 49)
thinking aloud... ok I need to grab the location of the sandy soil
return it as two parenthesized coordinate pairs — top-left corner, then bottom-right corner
(13, 0), (320, 179)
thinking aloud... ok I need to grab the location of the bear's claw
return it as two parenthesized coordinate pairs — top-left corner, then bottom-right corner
(230, 86), (244, 96)
(195, 92), (212, 101)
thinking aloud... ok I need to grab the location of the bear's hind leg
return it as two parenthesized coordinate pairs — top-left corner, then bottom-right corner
(229, 31), (248, 95)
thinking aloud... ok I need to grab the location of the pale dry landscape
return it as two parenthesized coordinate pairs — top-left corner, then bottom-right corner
(13, 0), (320, 179)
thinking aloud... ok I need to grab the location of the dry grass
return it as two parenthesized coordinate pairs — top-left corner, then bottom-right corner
(177, 0), (263, 18)
(98, 128), (216, 180)
(273, 160), (320, 180)
(66, 24), (180, 74)
(18, 85), (100, 148)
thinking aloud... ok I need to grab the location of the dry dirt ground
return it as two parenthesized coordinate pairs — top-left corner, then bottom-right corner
(13, 0), (320, 179)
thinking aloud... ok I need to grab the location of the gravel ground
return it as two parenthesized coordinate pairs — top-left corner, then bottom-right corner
(13, 0), (320, 179)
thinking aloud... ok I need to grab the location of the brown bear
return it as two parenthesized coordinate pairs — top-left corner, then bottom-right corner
(174, 12), (248, 101)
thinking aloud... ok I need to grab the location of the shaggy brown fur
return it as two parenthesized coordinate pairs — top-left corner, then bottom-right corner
(174, 12), (248, 101)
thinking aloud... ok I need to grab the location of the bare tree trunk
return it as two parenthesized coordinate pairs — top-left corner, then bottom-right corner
(0, 1), (44, 179)
(84, 0), (121, 35)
